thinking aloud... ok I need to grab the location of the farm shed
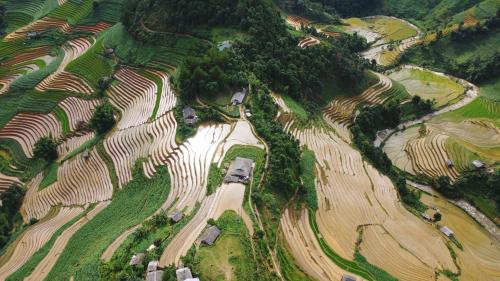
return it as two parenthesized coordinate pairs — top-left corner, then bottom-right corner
(231, 89), (247, 105)
(445, 159), (453, 168)
(200, 225), (221, 245)
(168, 210), (183, 223)
(147, 260), (159, 272)
(182, 107), (198, 125)
(26, 31), (41, 39)
(440, 226), (454, 237)
(472, 160), (485, 169)
(224, 157), (254, 183)
(342, 274), (357, 281)
(218, 40), (232, 51)
(146, 270), (164, 281)
(176, 267), (193, 281)
(129, 253), (145, 266)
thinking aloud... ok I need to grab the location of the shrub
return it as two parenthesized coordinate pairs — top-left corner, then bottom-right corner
(33, 136), (58, 162)
(90, 102), (116, 134)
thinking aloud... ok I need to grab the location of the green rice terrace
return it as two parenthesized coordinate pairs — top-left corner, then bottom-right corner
(0, 0), (499, 281)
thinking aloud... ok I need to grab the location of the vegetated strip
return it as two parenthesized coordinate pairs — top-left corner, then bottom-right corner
(6, 205), (92, 281)
(43, 165), (171, 280)
(308, 210), (396, 281)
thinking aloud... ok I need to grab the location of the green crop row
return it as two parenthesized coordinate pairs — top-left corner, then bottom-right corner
(137, 69), (163, 120)
(52, 106), (70, 135)
(44, 165), (171, 280)
(4, 0), (59, 32)
(48, 0), (93, 25)
(66, 37), (113, 89)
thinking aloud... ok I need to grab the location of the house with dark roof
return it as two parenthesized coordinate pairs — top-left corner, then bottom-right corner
(168, 210), (183, 223)
(129, 253), (145, 266)
(231, 89), (247, 105)
(27, 31), (41, 40)
(200, 225), (221, 245)
(224, 157), (254, 183)
(342, 274), (357, 281)
(182, 107), (198, 125)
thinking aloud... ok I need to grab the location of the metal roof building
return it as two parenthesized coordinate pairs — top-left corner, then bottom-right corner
(200, 225), (221, 245)
(224, 157), (254, 183)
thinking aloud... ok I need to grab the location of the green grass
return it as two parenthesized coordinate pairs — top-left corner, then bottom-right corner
(282, 95), (308, 121)
(344, 16), (417, 43)
(206, 145), (265, 195)
(53, 106), (70, 135)
(196, 210), (257, 281)
(38, 162), (59, 190)
(61, 135), (101, 163)
(380, 79), (411, 102)
(6, 206), (89, 281)
(48, 0), (94, 25)
(3, 0), (59, 33)
(444, 138), (484, 171)
(308, 210), (397, 281)
(277, 243), (314, 281)
(465, 193), (500, 221)
(300, 149), (317, 210)
(44, 165), (171, 280)
(450, 97), (500, 121)
(479, 76), (500, 101)
(138, 70), (164, 120)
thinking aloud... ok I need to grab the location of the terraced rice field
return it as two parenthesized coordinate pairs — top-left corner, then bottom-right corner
(0, 206), (83, 279)
(286, 15), (312, 30)
(284, 124), (456, 281)
(281, 208), (362, 281)
(385, 118), (500, 179)
(36, 37), (95, 94)
(421, 193), (500, 280)
(344, 16), (419, 45)
(0, 172), (22, 192)
(0, 112), (62, 158)
(323, 72), (392, 141)
(22, 147), (113, 220)
(24, 201), (110, 281)
(159, 182), (246, 267)
(298, 37), (320, 48)
(388, 66), (465, 108)
(107, 67), (176, 130)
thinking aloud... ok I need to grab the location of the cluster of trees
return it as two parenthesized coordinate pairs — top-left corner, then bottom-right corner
(234, 1), (367, 102)
(34, 136), (58, 162)
(0, 4), (5, 30)
(123, 0), (250, 33)
(451, 10), (500, 41)
(433, 170), (500, 211)
(178, 49), (246, 101)
(89, 102), (116, 135)
(250, 84), (302, 200)
(0, 185), (25, 249)
(276, 0), (338, 22)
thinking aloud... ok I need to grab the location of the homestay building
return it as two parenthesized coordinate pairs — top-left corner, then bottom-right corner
(182, 107), (198, 125)
(224, 157), (254, 183)
(200, 225), (221, 245)
(231, 89), (247, 105)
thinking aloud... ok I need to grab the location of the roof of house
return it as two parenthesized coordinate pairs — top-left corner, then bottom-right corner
(231, 89), (247, 104)
(183, 107), (196, 119)
(147, 260), (159, 272)
(129, 253), (145, 266)
(201, 225), (221, 245)
(168, 210), (183, 222)
(218, 41), (232, 51)
(440, 226), (454, 237)
(342, 274), (357, 281)
(224, 157), (254, 183)
(472, 160), (484, 168)
(185, 279), (200, 281)
(146, 270), (164, 281)
(176, 267), (193, 281)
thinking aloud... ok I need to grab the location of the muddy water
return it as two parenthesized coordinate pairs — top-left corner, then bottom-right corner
(421, 193), (500, 280)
